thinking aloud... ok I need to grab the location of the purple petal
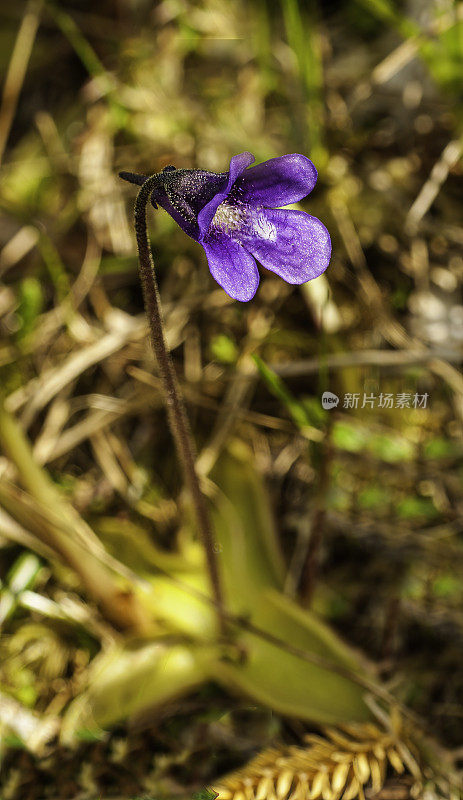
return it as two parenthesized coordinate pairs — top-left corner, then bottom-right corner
(203, 232), (260, 301)
(236, 154), (317, 207)
(154, 188), (199, 239)
(198, 152), (255, 240)
(239, 208), (331, 284)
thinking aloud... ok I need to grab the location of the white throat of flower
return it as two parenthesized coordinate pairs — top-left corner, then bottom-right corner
(211, 202), (243, 233)
(211, 202), (277, 243)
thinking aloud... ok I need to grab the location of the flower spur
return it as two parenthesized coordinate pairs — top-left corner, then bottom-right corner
(120, 151), (331, 302)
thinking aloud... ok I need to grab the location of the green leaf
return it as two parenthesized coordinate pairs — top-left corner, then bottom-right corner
(424, 437), (462, 459)
(432, 575), (460, 598)
(332, 422), (415, 462)
(358, 486), (391, 510)
(16, 277), (44, 342)
(61, 642), (211, 742)
(208, 444), (372, 726)
(368, 432), (414, 463)
(210, 334), (238, 364)
(253, 355), (322, 436)
(397, 497), (438, 520)
(332, 422), (365, 452)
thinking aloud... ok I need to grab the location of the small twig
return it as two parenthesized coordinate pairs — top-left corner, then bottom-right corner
(133, 174), (224, 630)
(406, 139), (462, 233)
(267, 346), (463, 377)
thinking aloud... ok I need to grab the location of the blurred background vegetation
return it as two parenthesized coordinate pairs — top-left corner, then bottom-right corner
(0, 0), (462, 798)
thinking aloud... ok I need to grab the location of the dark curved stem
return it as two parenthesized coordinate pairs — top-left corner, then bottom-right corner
(134, 175), (224, 630)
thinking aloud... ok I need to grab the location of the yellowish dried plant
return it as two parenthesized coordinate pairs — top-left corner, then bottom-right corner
(213, 720), (423, 800)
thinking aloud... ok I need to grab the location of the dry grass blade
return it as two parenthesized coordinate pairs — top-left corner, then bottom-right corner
(0, 692), (58, 755)
(0, 504), (55, 560)
(0, 226), (40, 278)
(5, 315), (147, 425)
(0, 479), (153, 633)
(0, 0), (43, 165)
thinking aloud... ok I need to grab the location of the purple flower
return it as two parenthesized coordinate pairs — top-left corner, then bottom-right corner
(120, 152), (331, 302)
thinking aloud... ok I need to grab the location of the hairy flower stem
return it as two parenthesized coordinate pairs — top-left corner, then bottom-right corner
(134, 175), (224, 631)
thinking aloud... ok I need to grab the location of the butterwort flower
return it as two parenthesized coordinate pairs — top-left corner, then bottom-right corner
(120, 152), (331, 302)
